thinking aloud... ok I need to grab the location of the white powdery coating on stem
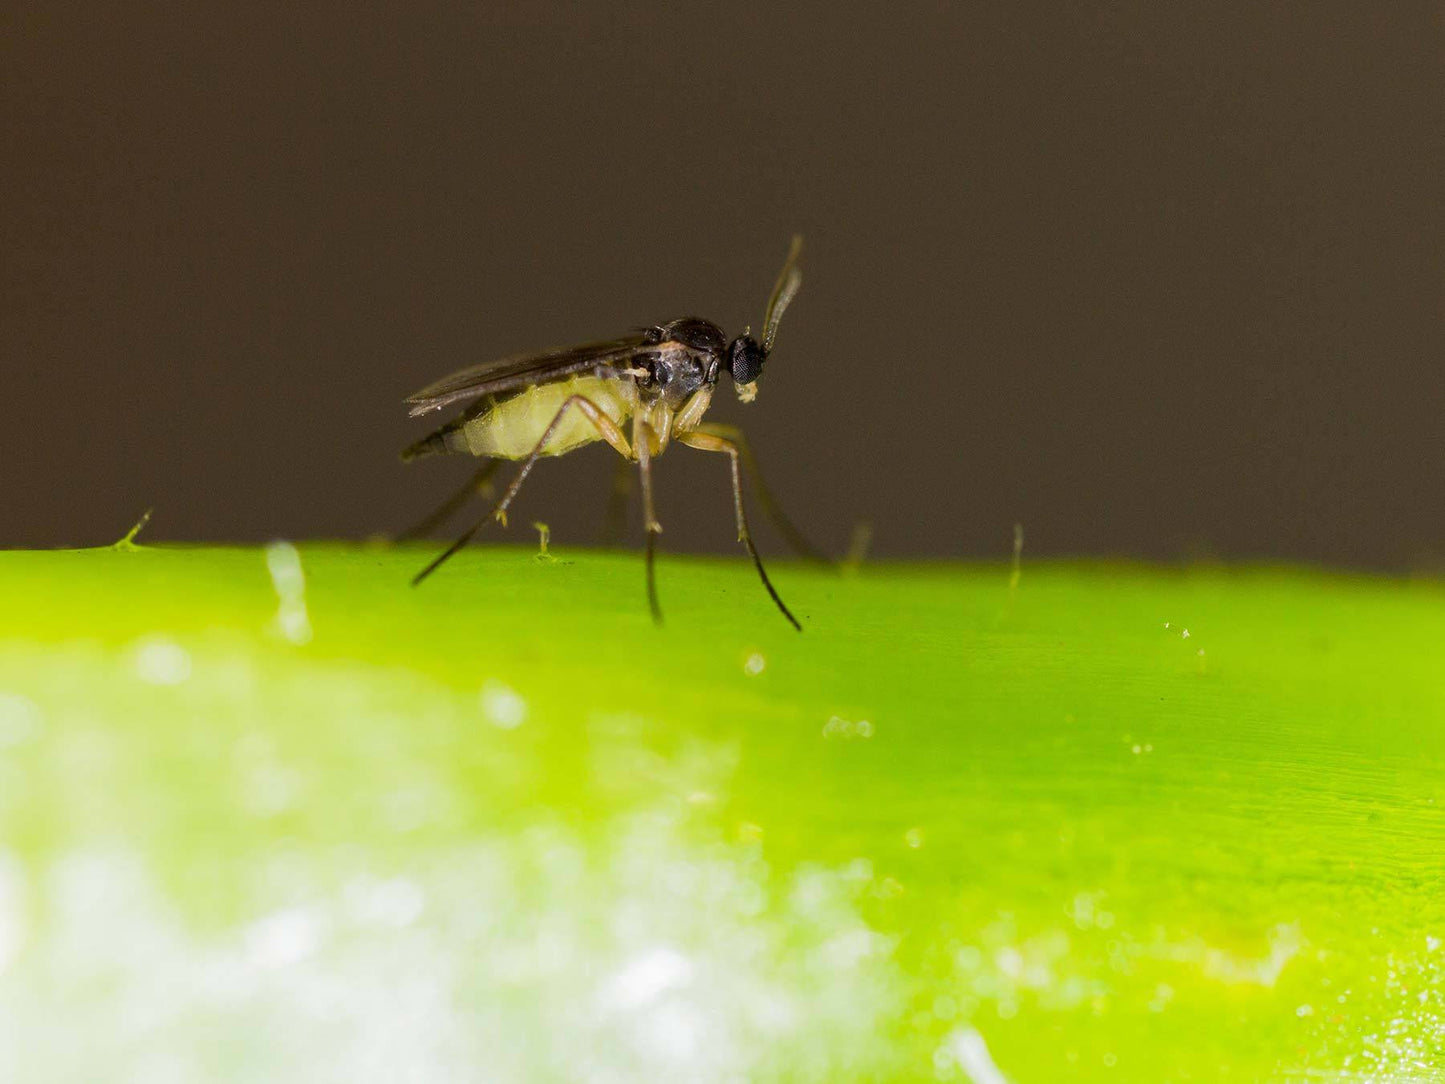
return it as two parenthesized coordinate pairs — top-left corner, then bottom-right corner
(0, 811), (914, 1083)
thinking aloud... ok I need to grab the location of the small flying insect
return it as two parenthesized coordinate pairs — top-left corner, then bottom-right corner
(401, 235), (815, 629)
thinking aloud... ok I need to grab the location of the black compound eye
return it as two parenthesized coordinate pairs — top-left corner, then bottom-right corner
(728, 337), (764, 384)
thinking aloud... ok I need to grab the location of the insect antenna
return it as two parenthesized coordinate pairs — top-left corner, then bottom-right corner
(761, 234), (804, 356)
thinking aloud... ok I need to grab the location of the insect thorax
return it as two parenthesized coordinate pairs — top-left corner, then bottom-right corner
(645, 318), (726, 408)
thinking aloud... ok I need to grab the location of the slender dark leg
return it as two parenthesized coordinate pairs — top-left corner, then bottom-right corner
(689, 423), (829, 564)
(600, 453), (632, 546)
(677, 430), (802, 631)
(412, 396), (631, 586)
(396, 460), (501, 541)
(635, 420), (663, 624)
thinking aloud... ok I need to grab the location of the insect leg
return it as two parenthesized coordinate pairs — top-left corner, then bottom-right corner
(676, 430), (803, 631)
(635, 418), (664, 624)
(600, 453), (632, 546)
(688, 422), (830, 565)
(395, 460), (502, 541)
(412, 396), (631, 586)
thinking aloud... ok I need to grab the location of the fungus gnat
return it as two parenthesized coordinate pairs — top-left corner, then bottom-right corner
(401, 236), (816, 629)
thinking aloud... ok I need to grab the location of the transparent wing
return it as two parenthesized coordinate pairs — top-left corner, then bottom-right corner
(404, 335), (653, 417)
(761, 235), (803, 355)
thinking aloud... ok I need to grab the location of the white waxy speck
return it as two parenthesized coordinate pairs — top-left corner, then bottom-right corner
(0, 693), (43, 748)
(265, 541), (313, 645)
(134, 637), (192, 685)
(822, 928), (880, 970)
(601, 946), (693, 1011)
(823, 715), (874, 740)
(245, 907), (323, 969)
(905, 827), (925, 849)
(1427, 935), (1441, 952)
(1296, 1003), (1314, 1017)
(744, 652), (766, 676)
(995, 947), (1023, 978)
(480, 681), (527, 729)
(940, 1026), (1011, 1084)
(1181, 628), (1190, 639)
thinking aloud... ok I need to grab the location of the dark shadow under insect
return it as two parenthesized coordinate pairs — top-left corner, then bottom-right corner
(399, 236), (821, 630)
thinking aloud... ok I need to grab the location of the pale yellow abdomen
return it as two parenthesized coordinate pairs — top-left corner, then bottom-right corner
(460, 376), (637, 460)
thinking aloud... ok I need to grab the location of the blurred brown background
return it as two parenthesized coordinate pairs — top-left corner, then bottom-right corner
(3, 3), (1441, 567)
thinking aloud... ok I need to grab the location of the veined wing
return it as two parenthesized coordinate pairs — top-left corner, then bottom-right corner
(404, 335), (653, 417)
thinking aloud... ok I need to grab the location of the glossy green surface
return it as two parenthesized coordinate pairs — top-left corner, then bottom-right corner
(0, 544), (1441, 1081)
